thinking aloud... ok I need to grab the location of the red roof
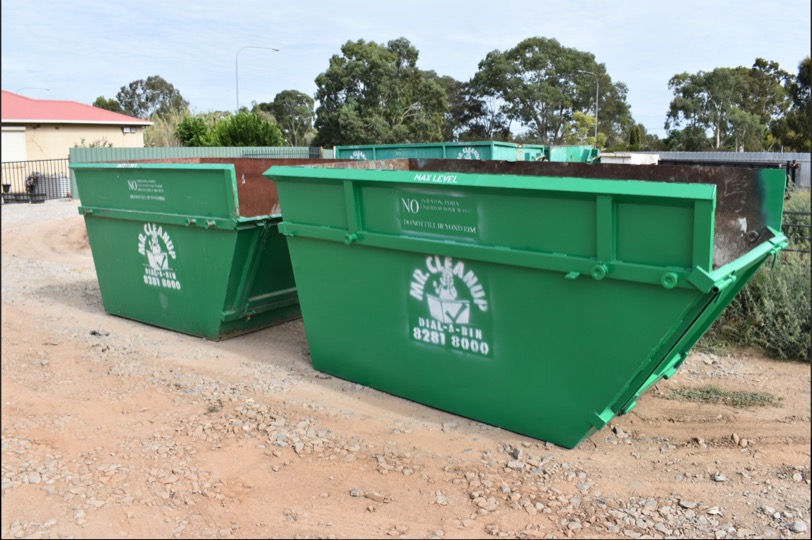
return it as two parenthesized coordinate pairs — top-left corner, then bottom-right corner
(1, 90), (152, 126)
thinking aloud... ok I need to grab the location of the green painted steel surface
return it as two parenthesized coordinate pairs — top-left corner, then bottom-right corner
(548, 145), (600, 163)
(335, 142), (519, 162)
(71, 163), (300, 340)
(518, 144), (549, 161)
(68, 146), (321, 200)
(264, 160), (787, 448)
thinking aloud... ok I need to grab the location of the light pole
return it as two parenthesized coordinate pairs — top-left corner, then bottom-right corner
(236, 45), (279, 111)
(576, 70), (599, 149)
(15, 87), (50, 95)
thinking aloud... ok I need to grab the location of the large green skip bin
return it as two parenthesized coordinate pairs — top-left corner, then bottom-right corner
(335, 141), (519, 161)
(264, 159), (788, 448)
(70, 158), (316, 341)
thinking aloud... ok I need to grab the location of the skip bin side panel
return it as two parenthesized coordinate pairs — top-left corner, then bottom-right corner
(82, 215), (236, 339)
(287, 237), (707, 448)
(71, 164), (238, 220)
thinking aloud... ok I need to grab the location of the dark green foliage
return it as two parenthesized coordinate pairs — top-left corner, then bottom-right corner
(114, 75), (189, 120)
(313, 38), (447, 147)
(208, 112), (283, 147)
(664, 57), (810, 151)
(470, 37), (633, 147)
(175, 116), (210, 147)
(256, 90), (315, 146)
(92, 96), (122, 113)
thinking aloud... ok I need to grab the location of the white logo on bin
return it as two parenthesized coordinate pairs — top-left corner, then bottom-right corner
(409, 255), (491, 356)
(456, 147), (481, 160)
(350, 150), (368, 161)
(137, 223), (182, 290)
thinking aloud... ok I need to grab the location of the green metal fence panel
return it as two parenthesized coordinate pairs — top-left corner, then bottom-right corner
(264, 159), (787, 448)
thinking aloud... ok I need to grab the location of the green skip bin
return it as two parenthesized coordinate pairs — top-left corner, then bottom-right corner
(264, 159), (788, 448)
(71, 159), (318, 341)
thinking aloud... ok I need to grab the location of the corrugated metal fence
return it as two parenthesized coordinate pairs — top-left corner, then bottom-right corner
(640, 151), (810, 189)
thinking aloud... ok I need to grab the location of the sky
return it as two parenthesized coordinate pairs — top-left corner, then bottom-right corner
(2, 0), (810, 139)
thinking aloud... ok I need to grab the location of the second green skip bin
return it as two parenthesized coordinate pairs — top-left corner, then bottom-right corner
(71, 161), (301, 341)
(264, 159), (787, 448)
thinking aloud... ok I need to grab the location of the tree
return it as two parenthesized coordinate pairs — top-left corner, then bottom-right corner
(470, 37), (632, 146)
(256, 90), (315, 146)
(114, 76), (189, 120)
(92, 96), (122, 113)
(208, 112), (283, 147)
(313, 38), (447, 147)
(433, 74), (512, 142)
(665, 59), (797, 151)
(772, 57), (811, 151)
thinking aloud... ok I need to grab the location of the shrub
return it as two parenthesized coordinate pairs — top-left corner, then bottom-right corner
(208, 112), (284, 147)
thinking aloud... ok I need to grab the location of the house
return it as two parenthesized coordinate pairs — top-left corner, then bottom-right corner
(1, 90), (152, 162)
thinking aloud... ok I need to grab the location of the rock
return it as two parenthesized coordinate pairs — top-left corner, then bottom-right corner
(712, 472), (728, 482)
(790, 521), (808, 533)
(350, 489), (363, 497)
(679, 500), (698, 509)
(507, 460), (525, 471)
(364, 491), (389, 503)
(613, 425), (629, 439)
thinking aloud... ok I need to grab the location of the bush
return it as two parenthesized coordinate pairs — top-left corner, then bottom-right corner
(208, 112), (284, 147)
(700, 190), (810, 362)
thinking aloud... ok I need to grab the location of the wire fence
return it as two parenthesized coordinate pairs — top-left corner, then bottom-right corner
(2, 159), (71, 204)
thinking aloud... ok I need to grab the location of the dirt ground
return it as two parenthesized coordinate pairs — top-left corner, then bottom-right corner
(1, 200), (810, 539)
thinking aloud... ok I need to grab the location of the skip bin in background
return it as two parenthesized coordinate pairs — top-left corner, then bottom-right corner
(335, 141), (519, 161)
(71, 158), (318, 341)
(264, 159), (788, 448)
(548, 145), (600, 162)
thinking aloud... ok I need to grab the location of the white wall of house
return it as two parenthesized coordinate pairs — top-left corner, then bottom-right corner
(3, 124), (146, 161)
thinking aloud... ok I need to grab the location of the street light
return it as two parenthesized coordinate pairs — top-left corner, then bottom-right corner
(15, 87), (50, 94)
(235, 45), (279, 110)
(576, 70), (599, 149)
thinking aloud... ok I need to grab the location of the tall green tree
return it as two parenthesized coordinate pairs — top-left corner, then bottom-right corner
(665, 59), (798, 151)
(313, 38), (447, 147)
(92, 96), (122, 113)
(433, 74), (512, 142)
(255, 90), (315, 146)
(113, 75), (189, 120)
(470, 37), (632, 146)
(772, 56), (811, 151)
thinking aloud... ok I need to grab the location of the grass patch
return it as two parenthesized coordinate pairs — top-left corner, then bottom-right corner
(667, 384), (782, 408)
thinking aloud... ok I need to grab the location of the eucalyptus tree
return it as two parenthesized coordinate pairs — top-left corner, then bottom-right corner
(470, 37), (632, 146)
(313, 38), (447, 147)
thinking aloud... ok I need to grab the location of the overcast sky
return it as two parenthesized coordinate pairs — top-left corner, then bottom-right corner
(2, 0), (809, 139)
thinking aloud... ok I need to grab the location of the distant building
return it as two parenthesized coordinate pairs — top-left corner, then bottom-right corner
(1, 90), (152, 162)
